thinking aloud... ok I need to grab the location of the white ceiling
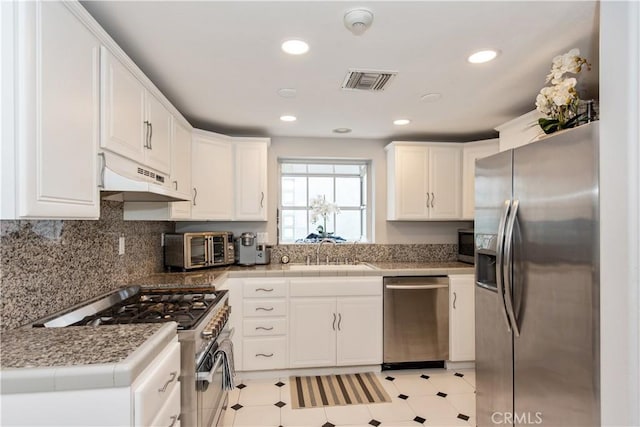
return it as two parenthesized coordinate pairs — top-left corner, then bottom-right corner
(81, 1), (599, 142)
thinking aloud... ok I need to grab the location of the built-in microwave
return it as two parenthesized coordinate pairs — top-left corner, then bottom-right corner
(164, 232), (235, 270)
(457, 228), (475, 264)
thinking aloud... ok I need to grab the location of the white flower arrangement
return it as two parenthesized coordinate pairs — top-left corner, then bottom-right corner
(309, 195), (340, 235)
(535, 48), (591, 134)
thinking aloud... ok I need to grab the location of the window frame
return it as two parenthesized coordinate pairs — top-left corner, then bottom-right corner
(278, 158), (371, 243)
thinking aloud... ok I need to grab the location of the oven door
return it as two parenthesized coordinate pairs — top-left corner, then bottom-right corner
(196, 345), (227, 427)
(186, 235), (212, 268)
(211, 236), (227, 265)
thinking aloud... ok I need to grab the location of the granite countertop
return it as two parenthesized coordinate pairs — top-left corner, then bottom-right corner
(0, 323), (176, 394)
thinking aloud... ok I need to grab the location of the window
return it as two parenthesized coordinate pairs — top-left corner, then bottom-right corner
(279, 160), (368, 243)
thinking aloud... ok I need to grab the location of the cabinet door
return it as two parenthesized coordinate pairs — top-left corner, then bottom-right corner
(169, 121), (192, 219)
(234, 141), (268, 220)
(462, 140), (499, 219)
(100, 47), (146, 163)
(449, 275), (475, 361)
(144, 93), (171, 174)
(289, 297), (336, 368)
(14, 1), (100, 219)
(388, 145), (429, 220)
(190, 135), (233, 220)
(428, 146), (462, 219)
(336, 296), (382, 366)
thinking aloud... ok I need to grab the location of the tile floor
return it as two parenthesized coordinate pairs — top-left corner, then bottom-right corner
(220, 368), (476, 427)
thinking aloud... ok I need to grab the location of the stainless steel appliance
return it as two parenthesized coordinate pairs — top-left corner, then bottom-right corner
(164, 232), (234, 270)
(235, 232), (256, 266)
(255, 244), (271, 265)
(33, 286), (233, 427)
(475, 122), (599, 426)
(383, 276), (449, 367)
(457, 228), (474, 264)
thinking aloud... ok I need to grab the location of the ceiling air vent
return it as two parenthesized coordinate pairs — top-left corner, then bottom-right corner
(341, 69), (397, 92)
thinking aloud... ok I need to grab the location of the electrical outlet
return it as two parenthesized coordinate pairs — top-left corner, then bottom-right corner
(118, 236), (125, 255)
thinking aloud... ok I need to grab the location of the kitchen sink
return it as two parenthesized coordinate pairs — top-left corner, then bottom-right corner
(287, 264), (375, 271)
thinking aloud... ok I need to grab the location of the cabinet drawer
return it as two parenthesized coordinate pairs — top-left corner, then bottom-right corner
(289, 278), (382, 297)
(134, 341), (181, 427)
(243, 280), (287, 298)
(243, 337), (287, 370)
(147, 381), (181, 427)
(243, 299), (286, 317)
(243, 318), (287, 336)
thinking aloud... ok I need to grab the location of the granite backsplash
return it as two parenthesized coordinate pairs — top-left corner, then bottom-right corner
(0, 201), (173, 331)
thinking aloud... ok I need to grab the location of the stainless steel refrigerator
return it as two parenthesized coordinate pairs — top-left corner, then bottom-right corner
(474, 122), (600, 426)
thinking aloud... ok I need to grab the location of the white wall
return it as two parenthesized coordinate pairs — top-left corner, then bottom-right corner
(178, 136), (471, 244)
(600, 1), (640, 425)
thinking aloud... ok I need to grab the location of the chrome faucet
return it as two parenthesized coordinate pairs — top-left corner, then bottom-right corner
(316, 238), (336, 265)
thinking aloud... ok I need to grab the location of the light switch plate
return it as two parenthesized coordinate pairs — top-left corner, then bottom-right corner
(118, 236), (125, 255)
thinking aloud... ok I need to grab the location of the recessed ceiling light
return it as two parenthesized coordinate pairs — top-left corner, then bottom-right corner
(421, 93), (442, 102)
(393, 119), (410, 126)
(333, 128), (352, 134)
(281, 39), (309, 55)
(277, 88), (297, 98)
(468, 49), (499, 64)
(280, 115), (297, 122)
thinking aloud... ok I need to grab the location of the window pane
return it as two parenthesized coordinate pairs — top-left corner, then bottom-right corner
(308, 177), (334, 203)
(281, 209), (309, 243)
(281, 176), (307, 207)
(308, 164), (334, 174)
(335, 177), (361, 207)
(281, 163), (307, 174)
(335, 210), (362, 241)
(334, 164), (361, 175)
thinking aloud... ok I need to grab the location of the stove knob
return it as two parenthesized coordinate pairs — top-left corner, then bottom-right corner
(202, 329), (213, 339)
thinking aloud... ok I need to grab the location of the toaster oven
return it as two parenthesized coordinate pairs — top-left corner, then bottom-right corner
(164, 232), (234, 270)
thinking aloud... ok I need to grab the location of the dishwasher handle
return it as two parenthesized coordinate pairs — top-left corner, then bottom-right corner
(384, 284), (448, 290)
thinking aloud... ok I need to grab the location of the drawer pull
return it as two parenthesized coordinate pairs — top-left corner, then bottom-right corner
(255, 287), (274, 292)
(168, 415), (178, 427)
(256, 326), (274, 331)
(256, 307), (274, 311)
(256, 353), (274, 358)
(158, 371), (177, 392)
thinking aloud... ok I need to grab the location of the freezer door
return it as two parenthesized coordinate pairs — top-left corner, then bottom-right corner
(475, 150), (514, 426)
(511, 123), (599, 426)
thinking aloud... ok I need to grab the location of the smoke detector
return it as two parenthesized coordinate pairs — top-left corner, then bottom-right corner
(344, 8), (374, 36)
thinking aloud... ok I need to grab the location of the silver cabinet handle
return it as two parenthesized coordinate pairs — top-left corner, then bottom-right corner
(148, 122), (153, 149)
(256, 326), (274, 331)
(332, 313), (336, 331)
(173, 180), (178, 191)
(168, 415), (178, 427)
(337, 313), (342, 331)
(193, 187), (198, 206)
(256, 353), (273, 357)
(158, 371), (177, 392)
(98, 152), (106, 188)
(431, 192), (435, 208)
(255, 288), (273, 292)
(426, 193), (430, 208)
(260, 191), (265, 208)
(504, 199), (520, 337)
(453, 291), (457, 309)
(256, 307), (274, 311)
(144, 121), (150, 148)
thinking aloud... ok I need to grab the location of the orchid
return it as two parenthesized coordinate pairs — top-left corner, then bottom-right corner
(309, 195), (340, 236)
(536, 48), (591, 134)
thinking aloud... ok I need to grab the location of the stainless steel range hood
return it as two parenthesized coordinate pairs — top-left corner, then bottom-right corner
(99, 151), (190, 202)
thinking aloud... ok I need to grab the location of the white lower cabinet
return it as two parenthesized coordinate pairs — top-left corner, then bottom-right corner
(448, 274), (475, 362)
(289, 278), (383, 369)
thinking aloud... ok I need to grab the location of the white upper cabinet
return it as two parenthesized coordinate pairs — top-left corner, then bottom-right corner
(386, 142), (462, 220)
(191, 131), (234, 220)
(461, 139), (499, 219)
(1, 1), (100, 219)
(234, 139), (269, 221)
(495, 110), (544, 152)
(100, 48), (170, 174)
(168, 121), (193, 218)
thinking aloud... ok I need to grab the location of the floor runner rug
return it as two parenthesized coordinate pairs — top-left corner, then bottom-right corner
(290, 372), (391, 409)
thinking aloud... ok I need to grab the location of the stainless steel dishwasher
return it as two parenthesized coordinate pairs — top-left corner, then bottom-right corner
(383, 276), (449, 367)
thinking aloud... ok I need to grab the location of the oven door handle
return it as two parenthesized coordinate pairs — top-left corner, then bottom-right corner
(196, 354), (224, 385)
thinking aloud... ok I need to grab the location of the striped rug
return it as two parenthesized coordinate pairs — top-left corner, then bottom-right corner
(290, 372), (391, 409)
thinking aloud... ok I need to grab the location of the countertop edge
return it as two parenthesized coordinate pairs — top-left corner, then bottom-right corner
(1, 323), (178, 394)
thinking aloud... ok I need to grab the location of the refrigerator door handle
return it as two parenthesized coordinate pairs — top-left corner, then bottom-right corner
(504, 199), (521, 337)
(496, 199), (512, 331)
